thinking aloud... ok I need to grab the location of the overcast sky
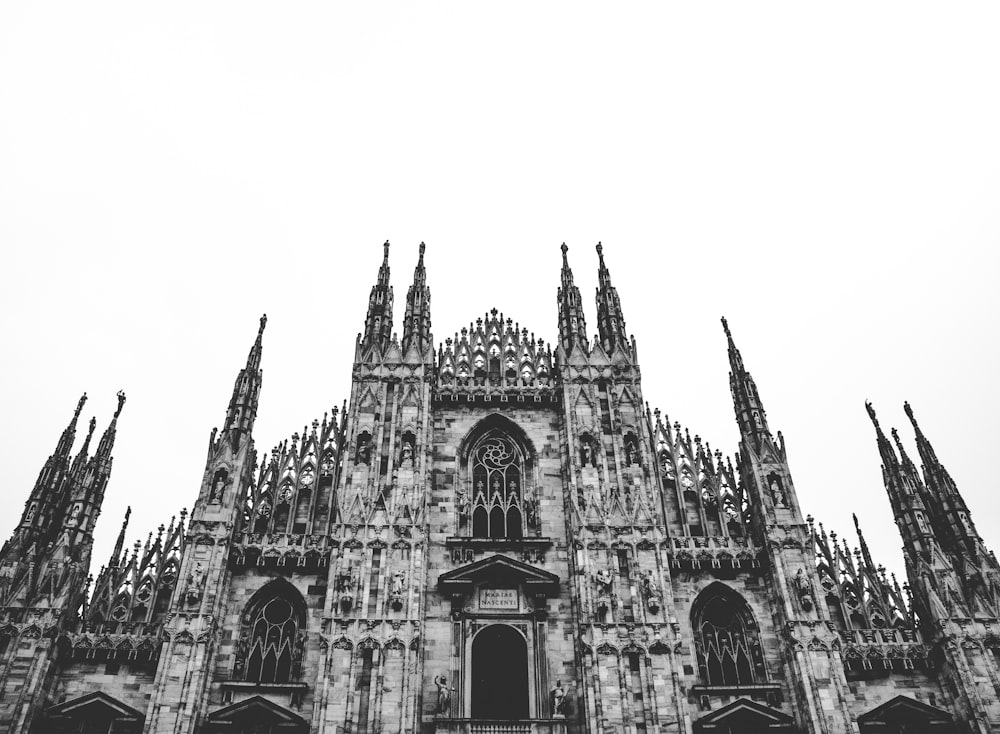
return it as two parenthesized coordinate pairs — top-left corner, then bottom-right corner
(1, 3), (998, 588)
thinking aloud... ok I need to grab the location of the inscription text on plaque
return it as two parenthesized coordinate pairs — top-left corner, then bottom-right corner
(479, 588), (518, 609)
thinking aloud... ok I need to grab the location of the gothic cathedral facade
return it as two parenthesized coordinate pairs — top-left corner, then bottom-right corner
(0, 243), (997, 734)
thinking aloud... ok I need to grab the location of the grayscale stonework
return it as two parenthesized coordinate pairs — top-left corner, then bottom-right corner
(0, 241), (996, 733)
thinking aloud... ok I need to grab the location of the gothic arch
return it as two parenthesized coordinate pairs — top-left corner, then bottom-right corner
(233, 578), (306, 684)
(457, 413), (537, 460)
(691, 582), (766, 687)
(470, 624), (530, 719)
(459, 415), (537, 540)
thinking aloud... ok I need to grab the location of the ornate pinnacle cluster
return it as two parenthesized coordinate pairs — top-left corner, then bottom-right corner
(594, 242), (631, 356)
(360, 241), (395, 354)
(557, 244), (589, 353)
(222, 316), (266, 440)
(722, 318), (772, 451)
(402, 242), (432, 355)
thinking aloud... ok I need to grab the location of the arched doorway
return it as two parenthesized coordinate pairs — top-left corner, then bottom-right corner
(471, 625), (529, 720)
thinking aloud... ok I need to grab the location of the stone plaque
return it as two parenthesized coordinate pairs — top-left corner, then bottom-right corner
(479, 588), (518, 609)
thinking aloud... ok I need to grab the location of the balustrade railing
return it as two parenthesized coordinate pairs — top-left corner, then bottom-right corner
(435, 719), (567, 734)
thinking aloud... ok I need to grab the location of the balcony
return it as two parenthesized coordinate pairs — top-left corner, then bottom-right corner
(435, 719), (567, 734)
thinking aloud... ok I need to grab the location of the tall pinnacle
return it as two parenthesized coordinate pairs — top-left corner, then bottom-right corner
(361, 241), (394, 354)
(595, 242), (630, 355)
(557, 243), (588, 353)
(111, 505), (131, 565)
(402, 242), (432, 354)
(222, 316), (266, 438)
(723, 318), (771, 449)
(904, 401), (980, 554)
(55, 393), (88, 458)
(94, 391), (127, 466)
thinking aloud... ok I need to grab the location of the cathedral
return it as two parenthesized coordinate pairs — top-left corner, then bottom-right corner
(1, 242), (997, 734)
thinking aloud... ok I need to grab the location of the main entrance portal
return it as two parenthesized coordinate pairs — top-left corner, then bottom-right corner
(471, 625), (529, 720)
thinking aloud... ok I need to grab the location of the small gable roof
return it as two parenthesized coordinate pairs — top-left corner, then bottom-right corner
(857, 695), (954, 728)
(695, 697), (796, 732)
(438, 553), (559, 596)
(206, 695), (308, 727)
(46, 691), (144, 722)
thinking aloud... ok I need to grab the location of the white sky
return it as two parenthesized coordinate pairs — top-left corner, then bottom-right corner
(1, 3), (998, 587)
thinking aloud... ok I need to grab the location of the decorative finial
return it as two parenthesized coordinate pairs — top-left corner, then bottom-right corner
(114, 391), (126, 418)
(721, 316), (731, 338)
(596, 241), (603, 255)
(419, 241), (426, 257)
(75, 393), (88, 417)
(259, 314), (267, 333)
(865, 401), (879, 428)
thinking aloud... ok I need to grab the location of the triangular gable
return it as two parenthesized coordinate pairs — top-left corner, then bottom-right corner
(695, 698), (795, 732)
(857, 695), (953, 727)
(47, 691), (144, 722)
(438, 554), (559, 596)
(382, 339), (403, 364)
(610, 344), (633, 367)
(206, 695), (307, 726)
(588, 343), (611, 366)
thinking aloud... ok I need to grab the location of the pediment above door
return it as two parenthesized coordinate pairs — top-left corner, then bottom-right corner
(438, 553), (560, 598)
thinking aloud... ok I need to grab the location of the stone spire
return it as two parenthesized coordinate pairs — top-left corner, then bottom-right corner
(594, 242), (631, 356)
(557, 243), (588, 353)
(865, 402), (938, 569)
(360, 241), (394, 355)
(222, 316), (266, 441)
(722, 317), (771, 451)
(401, 242), (432, 355)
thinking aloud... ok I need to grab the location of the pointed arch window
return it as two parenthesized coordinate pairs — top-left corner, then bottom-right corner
(692, 585), (766, 687)
(470, 434), (525, 539)
(234, 581), (306, 684)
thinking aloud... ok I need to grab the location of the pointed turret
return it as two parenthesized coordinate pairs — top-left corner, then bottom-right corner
(93, 391), (126, 469)
(905, 402), (986, 559)
(853, 513), (876, 574)
(10, 393), (89, 541)
(222, 316), (266, 439)
(722, 318), (771, 451)
(557, 243), (588, 353)
(594, 243), (631, 356)
(111, 506), (131, 566)
(70, 417), (97, 475)
(865, 402), (937, 565)
(360, 241), (394, 355)
(55, 393), (87, 459)
(401, 242), (432, 355)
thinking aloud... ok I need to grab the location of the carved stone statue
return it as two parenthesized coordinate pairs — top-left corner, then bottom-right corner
(390, 570), (406, 610)
(550, 680), (566, 716)
(356, 438), (371, 465)
(794, 568), (814, 611)
(400, 440), (414, 467)
(769, 475), (787, 507)
(434, 673), (452, 715)
(595, 568), (613, 595)
(625, 441), (638, 467)
(184, 562), (205, 607)
(643, 570), (662, 613)
(209, 473), (225, 503)
(523, 484), (538, 527)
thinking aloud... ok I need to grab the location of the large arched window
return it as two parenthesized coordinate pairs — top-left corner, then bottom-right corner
(470, 433), (525, 539)
(234, 580), (306, 684)
(692, 583), (766, 687)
